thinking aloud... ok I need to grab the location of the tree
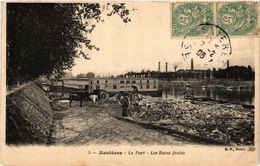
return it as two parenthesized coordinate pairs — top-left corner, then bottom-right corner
(7, 3), (132, 88)
(76, 73), (86, 78)
(214, 65), (255, 81)
(75, 72), (95, 78)
(86, 72), (95, 78)
(63, 71), (74, 79)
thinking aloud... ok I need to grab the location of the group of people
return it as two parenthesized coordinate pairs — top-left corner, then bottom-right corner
(117, 86), (140, 117)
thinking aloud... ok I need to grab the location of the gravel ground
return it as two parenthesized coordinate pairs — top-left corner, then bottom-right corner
(51, 101), (194, 145)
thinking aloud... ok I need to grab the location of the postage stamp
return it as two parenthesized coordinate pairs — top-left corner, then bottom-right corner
(172, 2), (259, 37)
(217, 2), (258, 36)
(171, 3), (214, 37)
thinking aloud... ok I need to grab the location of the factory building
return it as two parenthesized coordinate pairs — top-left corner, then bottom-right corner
(124, 58), (219, 81)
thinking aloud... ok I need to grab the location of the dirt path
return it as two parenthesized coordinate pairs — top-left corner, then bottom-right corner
(51, 101), (194, 145)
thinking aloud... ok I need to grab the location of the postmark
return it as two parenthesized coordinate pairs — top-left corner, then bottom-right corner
(172, 3), (214, 37)
(181, 23), (232, 68)
(217, 2), (258, 36)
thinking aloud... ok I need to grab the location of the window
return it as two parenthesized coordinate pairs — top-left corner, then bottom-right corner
(105, 84), (108, 88)
(132, 80), (136, 83)
(140, 85), (143, 89)
(140, 80), (142, 83)
(97, 80), (99, 84)
(120, 80), (124, 84)
(153, 85), (157, 89)
(146, 84), (150, 89)
(126, 80), (130, 84)
(147, 80), (149, 83)
(113, 85), (117, 89)
(154, 80), (156, 83)
(105, 80), (108, 83)
(96, 85), (100, 89)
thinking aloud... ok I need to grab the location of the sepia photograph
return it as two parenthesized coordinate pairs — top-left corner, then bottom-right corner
(1, 1), (259, 166)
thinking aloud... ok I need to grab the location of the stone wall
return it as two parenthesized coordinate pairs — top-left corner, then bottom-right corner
(6, 82), (53, 145)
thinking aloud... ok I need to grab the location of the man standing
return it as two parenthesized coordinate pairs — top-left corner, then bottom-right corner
(130, 86), (140, 114)
(118, 92), (131, 117)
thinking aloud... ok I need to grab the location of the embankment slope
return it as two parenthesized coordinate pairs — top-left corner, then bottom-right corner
(6, 82), (53, 144)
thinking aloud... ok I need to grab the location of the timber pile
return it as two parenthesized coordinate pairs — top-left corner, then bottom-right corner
(134, 96), (254, 145)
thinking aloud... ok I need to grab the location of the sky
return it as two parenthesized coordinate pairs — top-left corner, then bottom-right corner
(71, 2), (257, 76)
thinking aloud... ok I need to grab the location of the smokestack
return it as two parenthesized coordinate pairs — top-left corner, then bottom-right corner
(165, 62), (168, 72)
(191, 58), (194, 70)
(227, 60), (230, 68)
(158, 62), (161, 72)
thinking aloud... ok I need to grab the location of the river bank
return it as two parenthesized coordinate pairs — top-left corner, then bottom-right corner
(159, 80), (254, 88)
(6, 82), (254, 146)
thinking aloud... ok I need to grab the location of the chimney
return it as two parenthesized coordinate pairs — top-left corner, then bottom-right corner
(227, 60), (230, 68)
(158, 62), (161, 72)
(191, 58), (194, 70)
(165, 62), (168, 72)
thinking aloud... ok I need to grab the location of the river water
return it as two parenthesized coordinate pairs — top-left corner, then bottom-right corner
(162, 86), (254, 105)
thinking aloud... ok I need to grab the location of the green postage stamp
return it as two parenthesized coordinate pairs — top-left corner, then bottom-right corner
(172, 2), (259, 37)
(217, 2), (258, 36)
(172, 3), (214, 36)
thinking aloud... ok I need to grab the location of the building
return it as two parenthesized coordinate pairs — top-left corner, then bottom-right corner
(62, 77), (159, 93)
(124, 59), (213, 81)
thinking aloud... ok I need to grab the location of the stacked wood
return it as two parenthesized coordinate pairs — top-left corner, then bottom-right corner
(134, 96), (254, 145)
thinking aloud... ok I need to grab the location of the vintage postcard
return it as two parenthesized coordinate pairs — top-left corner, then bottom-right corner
(0, 1), (259, 166)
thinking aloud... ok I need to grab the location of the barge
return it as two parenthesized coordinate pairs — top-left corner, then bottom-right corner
(47, 77), (162, 100)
